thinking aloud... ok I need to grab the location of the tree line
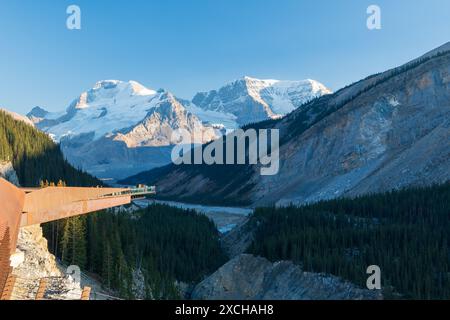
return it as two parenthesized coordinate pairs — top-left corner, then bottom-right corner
(247, 183), (450, 299)
(44, 204), (227, 299)
(0, 110), (99, 187)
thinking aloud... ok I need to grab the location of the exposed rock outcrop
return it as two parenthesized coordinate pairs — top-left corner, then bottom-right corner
(0, 161), (20, 186)
(131, 268), (146, 300)
(191, 254), (382, 300)
(220, 218), (254, 258)
(11, 225), (83, 300)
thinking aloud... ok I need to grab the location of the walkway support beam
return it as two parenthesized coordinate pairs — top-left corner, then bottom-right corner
(21, 186), (131, 227)
(1, 177), (155, 297)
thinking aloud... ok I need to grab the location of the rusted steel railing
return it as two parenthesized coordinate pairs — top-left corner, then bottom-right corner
(0, 178), (24, 296)
(35, 278), (48, 300)
(0, 273), (17, 300)
(1, 177), (155, 298)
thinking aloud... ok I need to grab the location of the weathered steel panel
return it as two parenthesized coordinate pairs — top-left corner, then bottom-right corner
(22, 186), (129, 215)
(0, 178), (25, 295)
(1, 178), (139, 298)
(21, 195), (131, 226)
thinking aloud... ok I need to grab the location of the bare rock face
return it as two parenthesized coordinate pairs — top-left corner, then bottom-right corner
(131, 268), (147, 299)
(11, 225), (83, 300)
(220, 218), (254, 259)
(0, 161), (20, 186)
(14, 226), (62, 279)
(257, 49), (450, 206)
(115, 92), (217, 148)
(191, 254), (382, 300)
(144, 43), (450, 207)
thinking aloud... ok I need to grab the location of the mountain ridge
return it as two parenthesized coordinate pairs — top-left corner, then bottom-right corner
(122, 43), (450, 206)
(192, 76), (331, 125)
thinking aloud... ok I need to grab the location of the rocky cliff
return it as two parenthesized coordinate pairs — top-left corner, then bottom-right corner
(11, 225), (83, 300)
(0, 161), (19, 186)
(191, 254), (382, 300)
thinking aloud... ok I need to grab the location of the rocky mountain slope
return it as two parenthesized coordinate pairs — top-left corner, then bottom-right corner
(191, 254), (381, 300)
(124, 42), (450, 206)
(28, 77), (329, 180)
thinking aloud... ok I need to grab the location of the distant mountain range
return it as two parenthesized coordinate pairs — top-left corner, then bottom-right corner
(122, 42), (450, 206)
(26, 77), (330, 179)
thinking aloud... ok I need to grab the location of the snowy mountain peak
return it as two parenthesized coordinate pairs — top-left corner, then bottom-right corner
(91, 80), (155, 96)
(242, 76), (331, 94)
(233, 76), (330, 93)
(192, 76), (331, 125)
(28, 80), (216, 145)
(243, 76), (277, 86)
(27, 106), (49, 118)
(75, 80), (157, 108)
(129, 80), (157, 96)
(92, 79), (120, 89)
(65, 80), (157, 111)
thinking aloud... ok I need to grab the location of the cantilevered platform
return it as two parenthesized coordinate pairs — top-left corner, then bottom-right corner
(0, 178), (155, 297)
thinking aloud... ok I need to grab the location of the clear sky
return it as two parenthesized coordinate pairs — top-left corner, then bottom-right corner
(0, 0), (449, 114)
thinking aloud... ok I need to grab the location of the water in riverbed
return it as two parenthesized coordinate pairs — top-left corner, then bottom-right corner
(132, 199), (253, 233)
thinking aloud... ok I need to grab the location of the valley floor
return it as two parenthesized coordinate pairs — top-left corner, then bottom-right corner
(132, 199), (252, 233)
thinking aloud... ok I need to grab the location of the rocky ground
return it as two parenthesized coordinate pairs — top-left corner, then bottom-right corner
(11, 225), (83, 300)
(191, 254), (382, 300)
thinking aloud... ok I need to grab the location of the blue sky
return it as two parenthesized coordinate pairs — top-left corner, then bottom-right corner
(0, 0), (449, 114)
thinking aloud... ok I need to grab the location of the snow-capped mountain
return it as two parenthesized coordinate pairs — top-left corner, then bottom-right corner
(113, 91), (217, 148)
(27, 80), (219, 179)
(28, 80), (220, 145)
(27, 77), (330, 179)
(192, 76), (331, 126)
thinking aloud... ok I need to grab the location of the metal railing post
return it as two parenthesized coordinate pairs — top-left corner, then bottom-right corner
(81, 286), (91, 300)
(0, 272), (17, 300)
(35, 278), (48, 300)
